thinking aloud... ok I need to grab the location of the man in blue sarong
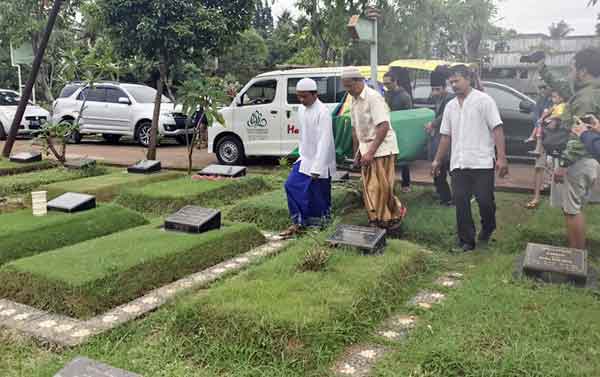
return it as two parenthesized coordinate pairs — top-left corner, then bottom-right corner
(280, 78), (337, 238)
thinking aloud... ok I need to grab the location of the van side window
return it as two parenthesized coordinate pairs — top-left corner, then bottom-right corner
(287, 77), (340, 104)
(240, 80), (277, 106)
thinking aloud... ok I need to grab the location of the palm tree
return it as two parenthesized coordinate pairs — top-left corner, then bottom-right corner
(548, 20), (574, 39)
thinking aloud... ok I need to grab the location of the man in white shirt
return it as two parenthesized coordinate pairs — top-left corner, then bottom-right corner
(432, 65), (509, 251)
(342, 67), (406, 230)
(281, 78), (337, 237)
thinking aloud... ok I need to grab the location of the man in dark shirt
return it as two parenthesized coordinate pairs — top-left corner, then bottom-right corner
(383, 72), (413, 192)
(572, 114), (600, 160)
(425, 66), (454, 205)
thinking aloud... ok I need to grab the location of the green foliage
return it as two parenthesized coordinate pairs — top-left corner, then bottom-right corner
(116, 176), (272, 215)
(219, 29), (269, 84)
(252, 0), (274, 38)
(548, 20), (574, 39)
(0, 222), (265, 318)
(0, 205), (148, 265)
(172, 238), (428, 371)
(0, 165), (107, 198)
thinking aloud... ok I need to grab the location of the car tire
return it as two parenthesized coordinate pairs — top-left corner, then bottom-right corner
(102, 134), (122, 144)
(136, 121), (152, 147)
(0, 123), (6, 141)
(216, 136), (245, 165)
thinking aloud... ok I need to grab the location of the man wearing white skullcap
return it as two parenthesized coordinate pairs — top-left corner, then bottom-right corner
(342, 66), (406, 230)
(281, 78), (337, 237)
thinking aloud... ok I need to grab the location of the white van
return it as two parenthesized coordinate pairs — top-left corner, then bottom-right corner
(208, 68), (347, 165)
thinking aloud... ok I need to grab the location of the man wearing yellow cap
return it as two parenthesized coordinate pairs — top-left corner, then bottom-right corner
(341, 67), (406, 230)
(280, 78), (337, 237)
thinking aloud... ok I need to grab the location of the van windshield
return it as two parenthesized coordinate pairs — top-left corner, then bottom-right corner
(123, 85), (172, 104)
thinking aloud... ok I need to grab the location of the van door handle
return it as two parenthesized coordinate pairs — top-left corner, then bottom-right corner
(270, 110), (278, 114)
(286, 110), (291, 118)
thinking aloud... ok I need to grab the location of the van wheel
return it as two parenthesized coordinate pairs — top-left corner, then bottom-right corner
(216, 136), (245, 165)
(0, 123), (6, 141)
(136, 122), (152, 147)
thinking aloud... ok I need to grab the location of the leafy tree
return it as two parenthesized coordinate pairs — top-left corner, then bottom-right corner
(0, 0), (81, 102)
(98, 0), (254, 160)
(267, 10), (301, 66)
(219, 29), (269, 84)
(548, 20), (574, 39)
(253, 0), (274, 38)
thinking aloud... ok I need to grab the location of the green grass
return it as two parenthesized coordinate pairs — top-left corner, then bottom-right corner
(0, 165), (108, 197)
(0, 205), (148, 266)
(516, 202), (600, 254)
(0, 158), (55, 176)
(171, 236), (429, 373)
(225, 186), (361, 230)
(116, 175), (272, 215)
(0, 222), (265, 318)
(40, 170), (182, 202)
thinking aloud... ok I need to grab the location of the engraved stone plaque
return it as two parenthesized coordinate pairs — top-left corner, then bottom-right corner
(522, 243), (588, 285)
(47, 193), (96, 213)
(9, 151), (42, 163)
(164, 206), (221, 234)
(64, 158), (97, 170)
(54, 356), (141, 377)
(198, 164), (246, 178)
(128, 160), (161, 174)
(327, 225), (386, 253)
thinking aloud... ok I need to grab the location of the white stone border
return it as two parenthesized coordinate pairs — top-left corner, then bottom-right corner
(0, 233), (287, 347)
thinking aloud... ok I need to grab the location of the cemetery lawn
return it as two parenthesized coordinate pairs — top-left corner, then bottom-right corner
(226, 185), (361, 230)
(41, 170), (183, 202)
(0, 222), (265, 318)
(2, 187), (600, 376)
(0, 205), (148, 265)
(116, 175), (273, 215)
(0, 158), (55, 176)
(0, 165), (109, 197)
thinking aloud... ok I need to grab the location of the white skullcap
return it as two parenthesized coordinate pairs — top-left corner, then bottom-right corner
(296, 78), (317, 92)
(341, 66), (364, 80)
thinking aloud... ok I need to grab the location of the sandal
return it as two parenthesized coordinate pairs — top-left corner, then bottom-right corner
(279, 225), (303, 238)
(525, 200), (540, 209)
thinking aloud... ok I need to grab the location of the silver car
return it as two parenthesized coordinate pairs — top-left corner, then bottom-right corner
(52, 82), (192, 146)
(0, 89), (50, 140)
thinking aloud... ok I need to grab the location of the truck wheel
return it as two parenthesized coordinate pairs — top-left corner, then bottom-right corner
(216, 136), (245, 165)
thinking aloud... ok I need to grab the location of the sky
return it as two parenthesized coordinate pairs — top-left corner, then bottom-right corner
(271, 0), (598, 36)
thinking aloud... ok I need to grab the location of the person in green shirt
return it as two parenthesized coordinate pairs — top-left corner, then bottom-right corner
(542, 47), (600, 250)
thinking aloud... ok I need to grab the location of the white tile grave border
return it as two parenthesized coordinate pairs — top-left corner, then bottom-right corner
(0, 233), (287, 347)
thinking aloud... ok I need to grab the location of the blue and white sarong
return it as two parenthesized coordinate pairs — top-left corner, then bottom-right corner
(284, 162), (332, 227)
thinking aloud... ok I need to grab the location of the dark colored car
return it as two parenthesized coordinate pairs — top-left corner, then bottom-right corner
(413, 80), (537, 159)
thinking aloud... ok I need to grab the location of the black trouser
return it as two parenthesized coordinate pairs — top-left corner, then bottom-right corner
(434, 160), (452, 203)
(401, 166), (411, 187)
(451, 169), (496, 247)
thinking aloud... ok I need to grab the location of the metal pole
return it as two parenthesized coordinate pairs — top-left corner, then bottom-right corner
(17, 65), (22, 96)
(2, 0), (64, 157)
(370, 18), (378, 88)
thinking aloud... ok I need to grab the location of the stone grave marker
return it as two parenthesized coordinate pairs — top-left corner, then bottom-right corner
(54, 356), (141, 377)
(9, 151), (42, 163)
(198, 164), (246, 178)
(327, 225), (386, 253)
(128, 160), (162, 174)
(47, 193), (96, 213)
(332, 170), (350, 182)
(164, 206), (221, 234)
(521, 243), (588, 285)
(64, 158), (97, 170)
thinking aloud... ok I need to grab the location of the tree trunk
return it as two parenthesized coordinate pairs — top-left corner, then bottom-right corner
(147, 60), (167, 160)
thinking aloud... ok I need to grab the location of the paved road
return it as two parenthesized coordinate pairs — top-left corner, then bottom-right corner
(2, 137), (539, 192)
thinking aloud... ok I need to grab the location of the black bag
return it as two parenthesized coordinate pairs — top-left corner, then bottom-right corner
(542, 126), (570, 157)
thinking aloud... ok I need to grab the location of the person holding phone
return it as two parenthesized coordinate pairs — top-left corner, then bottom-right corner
(572, 114), (600, 160)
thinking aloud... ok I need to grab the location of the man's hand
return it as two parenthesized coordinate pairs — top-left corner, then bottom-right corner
(431, 159), (441, 177)
(554, 167), (567, 183)
(589, 114), (600, 133)
(496, 157), (509, 178)
(353, 152), (362, 168)
(424, 122), (434, 135)
(311, 173), (320, 180)
(572, 122), (588, 137)
(361, 151), (375, 167)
